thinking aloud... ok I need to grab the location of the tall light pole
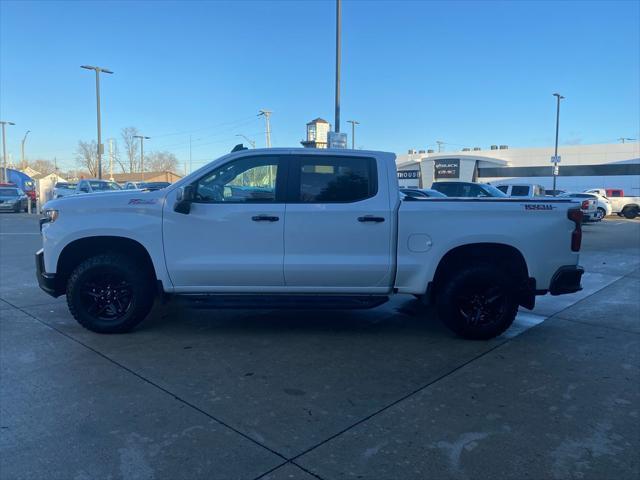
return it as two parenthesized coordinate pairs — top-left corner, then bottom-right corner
(552, 93), (565, 196)
(235, 134), (256, 148)
(258, 110), (272, 147)
(618, 137), (635, 143)
(436, 140), (445, 153)
(133, 135), (150, 180)
(81, 65), (113, 179)
(335, 0), (341, 133)
(21, 130), (30, 169)
(1, 121), (15, 183)
(347, 120), (359, 149)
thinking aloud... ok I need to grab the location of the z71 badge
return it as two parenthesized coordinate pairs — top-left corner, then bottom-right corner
(128, 198), (158, 205)
(524, 204), (554, 210)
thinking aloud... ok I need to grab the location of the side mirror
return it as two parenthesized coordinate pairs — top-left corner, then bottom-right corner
(174, 185), (195, 214)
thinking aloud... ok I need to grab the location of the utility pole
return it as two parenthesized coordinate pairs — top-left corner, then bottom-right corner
(235, 134), (256, 148)
(436, 140), (444, 153)
(618, 137), (635, 143)
(552, 93), (565, 196)
(21, 130), (30, 169)
(347, 120), (359, 149)
(1, 121), (15, 183)
(189, 135), (192, 174)
(109, 138), (114, 180)
(258, 110), (272, 147)
(133, 135), (150, 181)
(81, 65), (113, 180)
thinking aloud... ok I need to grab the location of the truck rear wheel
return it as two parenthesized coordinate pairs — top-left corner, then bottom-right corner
(436, 264), (518, 340)
(622, 206), (639, 219)
(66, 253), (155, 333)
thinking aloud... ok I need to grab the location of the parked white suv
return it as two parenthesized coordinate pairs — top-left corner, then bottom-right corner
(37, 148), (585, 340)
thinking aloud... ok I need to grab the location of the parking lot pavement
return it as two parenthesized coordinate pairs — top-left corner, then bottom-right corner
(1, 214), (639, 479)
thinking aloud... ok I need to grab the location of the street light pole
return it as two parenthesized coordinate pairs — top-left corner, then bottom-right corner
(81, 65), (113, 180)
(235, 134), (256, 148)
(1, 121), (16, 183)
(347, 120), (359, 149)
(552, 93), (565, 196)
(21, 130), (30, 169)
(335, 0), (341, 133)
(133, 135), (150, 181)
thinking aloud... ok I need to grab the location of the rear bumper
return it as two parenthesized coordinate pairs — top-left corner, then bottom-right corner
(549, 265), (584, 295)
(35, 249), (61, 297)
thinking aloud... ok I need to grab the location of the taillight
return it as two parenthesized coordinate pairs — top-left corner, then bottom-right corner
(580, 200), (589, 210)
(568, 208), (582, 252)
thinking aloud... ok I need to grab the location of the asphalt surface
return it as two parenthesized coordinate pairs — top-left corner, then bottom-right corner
(0, 213), (638, 480)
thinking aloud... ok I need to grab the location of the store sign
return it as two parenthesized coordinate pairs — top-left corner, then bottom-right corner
(328, 132), (348, 149)
(434, 159), (460, 179)
(397, 170), (420, 179)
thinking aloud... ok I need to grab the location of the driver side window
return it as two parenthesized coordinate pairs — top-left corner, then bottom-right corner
(195, 156), (280, 203)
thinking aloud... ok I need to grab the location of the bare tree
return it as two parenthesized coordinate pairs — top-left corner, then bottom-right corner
(27, 159), (56, 175)
(146, 151), (179, 172)
(75, 140), (99, 177)
(121, 127), (140, 173)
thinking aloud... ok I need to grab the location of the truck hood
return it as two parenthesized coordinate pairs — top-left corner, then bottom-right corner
(43, 188), (167, 211)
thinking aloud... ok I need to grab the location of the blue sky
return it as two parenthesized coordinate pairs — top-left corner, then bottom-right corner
(1, 0), (638, 172)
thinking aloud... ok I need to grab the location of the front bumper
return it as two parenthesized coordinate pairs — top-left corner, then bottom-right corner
(549, 265), (584, 296)
(35, 249), (61, 297)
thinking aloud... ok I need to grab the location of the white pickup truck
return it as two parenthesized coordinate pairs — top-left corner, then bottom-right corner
(36, 148), (584, 339)
(584, 189), (639, 219)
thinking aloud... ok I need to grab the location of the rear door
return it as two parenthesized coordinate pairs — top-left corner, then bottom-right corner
(283, 153), (394, 291)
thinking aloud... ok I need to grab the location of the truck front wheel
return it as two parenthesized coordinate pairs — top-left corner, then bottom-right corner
(436, 264), (518, 340)
(66, 253), (155, 333)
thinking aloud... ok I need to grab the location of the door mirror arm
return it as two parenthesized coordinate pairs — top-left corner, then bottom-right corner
(174, 185), (195, 214)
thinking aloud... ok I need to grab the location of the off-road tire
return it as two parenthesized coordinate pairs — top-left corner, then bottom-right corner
(622, 206), (639, 219)
(436, 264), (518, 340)
(67, 253), (155, 333)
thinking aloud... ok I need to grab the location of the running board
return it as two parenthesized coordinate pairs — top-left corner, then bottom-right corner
(175, 294), (390, 310)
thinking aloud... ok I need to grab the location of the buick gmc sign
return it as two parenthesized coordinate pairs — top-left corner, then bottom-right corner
(434, 159), (460, 179)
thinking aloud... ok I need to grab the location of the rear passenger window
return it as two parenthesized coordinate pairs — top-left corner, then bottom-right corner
(510, 185), (530, 196)
(294, 156), (377, 203)
(496, 185), (509, 194)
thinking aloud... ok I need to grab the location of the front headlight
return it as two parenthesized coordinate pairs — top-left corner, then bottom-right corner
(42, 209), (59, 223)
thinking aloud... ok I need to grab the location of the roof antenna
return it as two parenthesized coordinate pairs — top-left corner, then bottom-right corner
(231, 144), (248, 152)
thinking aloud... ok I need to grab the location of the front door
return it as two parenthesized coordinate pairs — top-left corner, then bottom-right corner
(283, 154), (394, 291)
(163, 155), (286, 290)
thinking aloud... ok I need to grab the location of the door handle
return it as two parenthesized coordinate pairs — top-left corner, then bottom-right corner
(358, 215), (385, 223)
(252, 215), (279, 222)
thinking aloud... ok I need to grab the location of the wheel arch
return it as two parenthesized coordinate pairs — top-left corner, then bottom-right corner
(429, 242), (533, 308)
(56, 236), (158, 295)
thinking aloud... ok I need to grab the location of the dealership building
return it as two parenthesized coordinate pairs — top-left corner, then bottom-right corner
(396, 142), (640, 195)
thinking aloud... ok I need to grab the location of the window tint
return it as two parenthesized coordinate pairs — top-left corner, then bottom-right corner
(0, 188), (19, 196)
(432, 183), (459, 197)
(295, 156), (376, 203)
(510, 185), (530, 196)
(496, 185), (509, 194)
(195, 156), (280, 203)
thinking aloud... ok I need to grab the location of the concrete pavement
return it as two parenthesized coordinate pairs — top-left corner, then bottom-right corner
(0, 214), (638, 479)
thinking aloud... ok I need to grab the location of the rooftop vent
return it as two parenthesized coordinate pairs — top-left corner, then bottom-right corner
(462, 148), (471, 152)
(473, 147), (481, 151)
(427, 149), (435, 153)
(408, 149), (417, 154)
(490, 145), (499, 150)
(418, 149), (426, 154)
(499, 145), (509, 150)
